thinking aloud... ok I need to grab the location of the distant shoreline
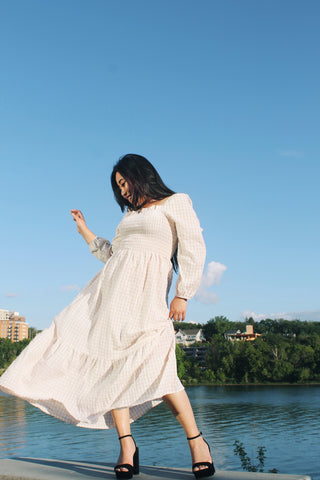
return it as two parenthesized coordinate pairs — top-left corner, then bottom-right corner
(1, 366), (319, 389)
(183, 382), (320, 387)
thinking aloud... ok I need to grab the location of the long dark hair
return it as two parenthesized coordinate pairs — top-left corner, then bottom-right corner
(111, 153), (178, 271)
(111, 153), (175, 212)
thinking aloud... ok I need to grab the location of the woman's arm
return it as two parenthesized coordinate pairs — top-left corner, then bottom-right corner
(70, 209), (96, 244)
(70, 209), (112, 263)
(165, 194), (206, 321)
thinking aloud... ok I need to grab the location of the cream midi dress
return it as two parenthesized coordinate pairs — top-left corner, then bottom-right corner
(0, 193), (206, 429)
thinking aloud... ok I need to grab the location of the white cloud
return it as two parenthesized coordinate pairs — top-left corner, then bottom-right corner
(195, 261), (227, 305)
(288, 310), (320, 322)
(60, 284), (81, 292)
(5, 292), (19, 298)
(242, 309), (320, 322)
(196, 290), (219, 305)
(279, 150), (303, 158)
(242, 310), (290, 321)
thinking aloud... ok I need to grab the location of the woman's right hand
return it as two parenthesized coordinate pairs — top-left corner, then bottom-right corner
(70, 209), (87, 234)
(70, 209), (96, 244)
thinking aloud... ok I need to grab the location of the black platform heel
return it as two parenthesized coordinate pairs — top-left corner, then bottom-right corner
(187, 432), (215, 479)
(114, 434), (139, 479)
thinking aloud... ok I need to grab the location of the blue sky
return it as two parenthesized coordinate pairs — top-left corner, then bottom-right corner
(1, 0), (319, 330)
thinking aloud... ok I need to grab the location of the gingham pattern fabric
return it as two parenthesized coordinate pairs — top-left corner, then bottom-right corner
(0, 194), (206, 429)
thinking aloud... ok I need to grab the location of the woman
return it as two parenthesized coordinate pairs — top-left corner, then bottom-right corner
(0, 154), (214, 479)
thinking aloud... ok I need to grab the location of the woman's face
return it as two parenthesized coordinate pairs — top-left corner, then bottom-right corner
(115, 172), (133, 203)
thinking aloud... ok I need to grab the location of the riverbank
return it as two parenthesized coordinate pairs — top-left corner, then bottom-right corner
(2, 378), (320, 388)
(1, 367), (319, 387)
(181, 382), (320, 387)
(0, 458), (312, 480)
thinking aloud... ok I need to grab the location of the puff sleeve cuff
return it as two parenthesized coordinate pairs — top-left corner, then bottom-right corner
(169, 194), (206, 299)
(89, 236), (113, 263)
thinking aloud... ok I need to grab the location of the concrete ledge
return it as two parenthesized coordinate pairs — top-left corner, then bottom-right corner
(0, 458), (312, 480)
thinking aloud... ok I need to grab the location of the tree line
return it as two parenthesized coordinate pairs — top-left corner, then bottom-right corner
(174, 316), (320, 385)
(1, 317), (320, 384)
(0, 338), (31, 372)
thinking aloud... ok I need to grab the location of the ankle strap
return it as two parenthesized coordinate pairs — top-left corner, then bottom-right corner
(187, 432), (202, 441)
(118, 434), (132, 440)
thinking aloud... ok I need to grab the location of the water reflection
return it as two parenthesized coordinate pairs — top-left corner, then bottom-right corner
(0, 395), (27, 455)
(186, 385), (320, 478)
(0, 386), (319, 479)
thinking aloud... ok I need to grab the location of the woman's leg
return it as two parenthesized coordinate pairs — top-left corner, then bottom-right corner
(111, 408), (136, 473)
(162, 390), (212, 472)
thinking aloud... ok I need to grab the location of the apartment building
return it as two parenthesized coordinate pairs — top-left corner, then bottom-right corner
(0, 309), (29, 342)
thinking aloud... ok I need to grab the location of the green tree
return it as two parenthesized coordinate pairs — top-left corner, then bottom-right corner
(206, 336), (234, 381)
(175, 345), (186, 379)
(0, 338), (15, 369)
(214, 316), (233, 335)
(202, 319), (218, 342)
(0, 338), (31, 371)
(173, 321), (202, 331)
(28, 327), (38, 339)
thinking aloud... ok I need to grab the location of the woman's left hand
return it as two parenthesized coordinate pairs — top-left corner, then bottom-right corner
(169, 296), (187, 321)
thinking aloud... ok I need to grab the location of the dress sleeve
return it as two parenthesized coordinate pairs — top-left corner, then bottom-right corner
(168, 194), (206, 299)
(88, 236), (113, 263)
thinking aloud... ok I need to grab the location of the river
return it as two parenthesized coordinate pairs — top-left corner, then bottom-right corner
(0, 385), (319, 479)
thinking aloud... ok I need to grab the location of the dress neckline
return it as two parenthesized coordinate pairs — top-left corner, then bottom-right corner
(127, 193), (180, 213)
(141, 194), (176, 209)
